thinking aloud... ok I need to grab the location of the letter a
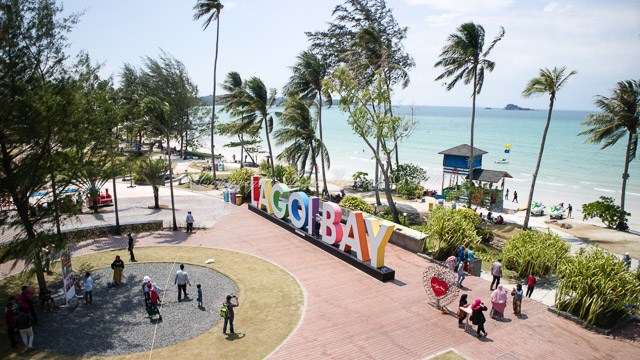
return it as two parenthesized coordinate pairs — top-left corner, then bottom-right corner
(340, 211), (371, 262)
(257, 180), (273, 214)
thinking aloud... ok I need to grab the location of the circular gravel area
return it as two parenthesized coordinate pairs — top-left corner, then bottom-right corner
(35, 262), (237, 356)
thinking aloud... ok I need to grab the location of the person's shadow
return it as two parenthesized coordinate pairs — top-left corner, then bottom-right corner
(225, 333), (246, 341)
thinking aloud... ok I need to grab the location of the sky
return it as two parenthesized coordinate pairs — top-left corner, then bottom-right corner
(60, 0), (640, 111)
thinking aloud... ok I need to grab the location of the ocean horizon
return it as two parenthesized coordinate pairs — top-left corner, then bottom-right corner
(206, 105), (639, 229)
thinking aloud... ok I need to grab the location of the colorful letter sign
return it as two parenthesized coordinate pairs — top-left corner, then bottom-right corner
(250, 177), (395, 269)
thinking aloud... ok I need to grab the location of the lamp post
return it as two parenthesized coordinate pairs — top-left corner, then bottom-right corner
(403, 212), (408, 226)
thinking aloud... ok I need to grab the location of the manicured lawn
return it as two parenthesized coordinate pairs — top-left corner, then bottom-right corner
(1, 246), (304, 360)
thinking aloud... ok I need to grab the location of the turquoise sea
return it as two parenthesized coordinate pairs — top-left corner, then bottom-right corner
(213, 105), (639, 227)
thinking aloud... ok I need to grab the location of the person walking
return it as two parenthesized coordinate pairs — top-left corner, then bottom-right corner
(111, 256), (125, 285)
(623, 253), (632, 269)
(470, 298), (488, 338)
(185, 211), (194, 233)
(512, 191), (518, 203)
(457, 294), (469, 327)
(127, 233), (136, 262)
(505, 188), (509, 200)
(511, 284), (524, 318)
(567, 203), (573, 218)
(5, 297), (18, 349)
(16, 286), (36, 325)
(490, 285), (508, 320)
(456, 260), (466, 288)
(490, 258), (503, 290)
(174, 264), (191, 302)
(84, 272), (93, 305)
(526, 272), (537, 298)
(196, 284), (203, 308)
(16, 308), (34, 350)
(223, 294), (239, 334)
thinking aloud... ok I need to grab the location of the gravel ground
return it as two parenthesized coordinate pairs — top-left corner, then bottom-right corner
(34, 262), (237, 356)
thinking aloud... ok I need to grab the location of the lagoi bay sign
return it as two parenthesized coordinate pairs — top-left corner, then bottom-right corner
(250, 176), (395, 269)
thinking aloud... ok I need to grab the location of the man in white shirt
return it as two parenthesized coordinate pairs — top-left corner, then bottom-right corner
(174, 264), (191, 302)
(490, 259), (503, 291)
(186, 211), (194, 233)
(84, 272), (93, 305)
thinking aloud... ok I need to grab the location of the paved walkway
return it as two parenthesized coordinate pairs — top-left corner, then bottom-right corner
(2, 186), (639, 359)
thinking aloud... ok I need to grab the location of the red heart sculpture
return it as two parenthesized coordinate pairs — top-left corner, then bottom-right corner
(430, 277), (448, 297)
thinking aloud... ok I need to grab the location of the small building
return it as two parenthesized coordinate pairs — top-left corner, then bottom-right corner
(438, 144), (512, 209)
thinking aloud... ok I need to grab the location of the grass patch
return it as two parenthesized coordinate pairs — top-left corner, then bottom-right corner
(0, 246), (304, 360)
(428, 349), (467, 360)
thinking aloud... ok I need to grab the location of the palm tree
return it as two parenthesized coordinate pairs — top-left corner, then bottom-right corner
(434, 23), (504, 186)
(193, 0), (224, 180)
(580, 79), (640, 226)
(134, 156), (169, 210)
(274, 97), (329, 195)
(232, 76), (279, 179)
(521, 66), (577, 229)
(141, 97), (178, 230)
(283, 50), (332, 195)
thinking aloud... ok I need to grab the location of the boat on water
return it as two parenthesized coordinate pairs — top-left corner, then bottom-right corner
(495, 158), (509, 164)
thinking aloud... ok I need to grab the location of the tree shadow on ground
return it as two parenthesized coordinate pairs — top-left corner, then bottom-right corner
(611, 320), (640, 342)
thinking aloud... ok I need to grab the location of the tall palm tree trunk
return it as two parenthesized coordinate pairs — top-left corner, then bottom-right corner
(620, 131), (633, 222)
(166, 137), (178, 231)
(318, 93), (328, 195)
(210, 14), (221, 180)
(310, 142), (319, 195)
(239, 134), (244, 169)
(524, 96), (555, 229)
(112, 177), (121, 234)
(469, 70), (477, 189)
(375, 137), (382, 205)
(263, 117), (276, 180)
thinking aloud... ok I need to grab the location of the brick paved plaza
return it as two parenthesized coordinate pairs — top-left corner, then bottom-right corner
(2, 186), (639, 359)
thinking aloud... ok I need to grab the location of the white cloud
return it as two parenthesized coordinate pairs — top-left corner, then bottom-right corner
(405, 0), (514, 13)
(543, 1), (572, 13)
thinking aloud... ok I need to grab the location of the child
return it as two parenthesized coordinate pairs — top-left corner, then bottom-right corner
(196, 284), (203, 308)
(512, 284), (524, 318)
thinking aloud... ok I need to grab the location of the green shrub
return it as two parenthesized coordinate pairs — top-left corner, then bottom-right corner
(424, 206), (480, 260)
(228, 168), (255, 198)
(582, 196), (630, 230)
(502, 230), (569, 277)
(352, 171), (372, 191)
(556, 247), (640, 328)
(295, 176), (311, 193)
(339, 195), (373, 213)
(196, 172), (214, 185)
(396, 178), (421, 199)
(391, 163), (428, 183)
(258, 159), (270, 175)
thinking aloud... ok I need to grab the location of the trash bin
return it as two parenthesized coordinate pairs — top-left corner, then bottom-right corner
(223, 188), (229, 202)
(235, 195), (243, 206)
(230, 191), (236, 205)
(215, 163), (219, 171)
(428, 202), (434, 211)
(220, 163), (225, 171)
(468, 258), (483, 277)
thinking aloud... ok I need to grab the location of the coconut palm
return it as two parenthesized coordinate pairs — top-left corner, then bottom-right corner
(134, 156), (169, 210)
(140, 97), (178, 230)
(521, 66), (577, 229)
(193, 0), (223, 180)
(283, 50), (332, 195)
(580, 79), (640, 225)
(274, 97), (329, 195)
(231, 77), (278, 179)
(434, 23), (504, 185)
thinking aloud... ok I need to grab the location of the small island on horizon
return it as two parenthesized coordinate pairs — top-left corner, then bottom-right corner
(504, 103), (534, 111)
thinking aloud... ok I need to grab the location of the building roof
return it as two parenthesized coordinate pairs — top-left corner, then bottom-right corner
(466, 169), (513, 183)
(438, 144), (488, 157)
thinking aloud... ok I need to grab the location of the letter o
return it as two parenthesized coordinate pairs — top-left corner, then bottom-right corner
(288, 192), (308, 229)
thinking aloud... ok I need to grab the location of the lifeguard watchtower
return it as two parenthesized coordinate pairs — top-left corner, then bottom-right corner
(438, 144), (512, 209)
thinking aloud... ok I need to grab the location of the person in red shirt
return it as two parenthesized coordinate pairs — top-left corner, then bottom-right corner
(16, 286), (37, 325)
(526, 272), (537, 298)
